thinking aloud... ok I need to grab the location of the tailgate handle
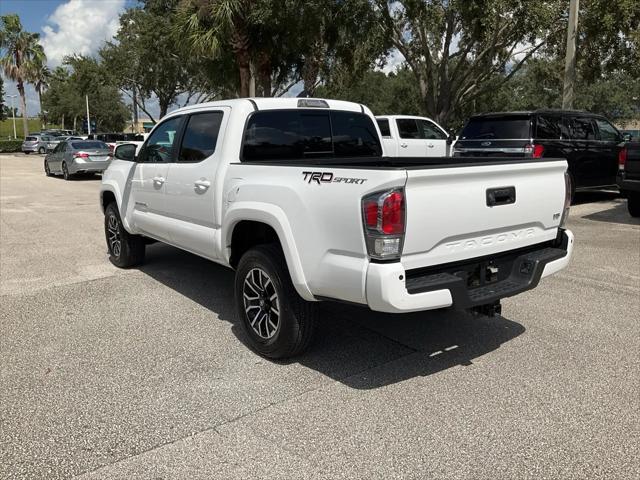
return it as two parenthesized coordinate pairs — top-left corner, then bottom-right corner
(487, 186), (516, 207)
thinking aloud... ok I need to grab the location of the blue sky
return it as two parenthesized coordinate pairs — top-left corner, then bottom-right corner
(1, 0), (139, 117)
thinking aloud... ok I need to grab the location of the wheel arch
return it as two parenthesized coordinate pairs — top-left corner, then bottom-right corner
(224, 204), (314, 301)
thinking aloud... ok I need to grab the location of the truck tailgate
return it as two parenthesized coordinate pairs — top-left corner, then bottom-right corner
(402, 159), (567, 270)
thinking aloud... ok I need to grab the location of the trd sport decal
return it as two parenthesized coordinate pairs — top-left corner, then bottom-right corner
(302, 171), (367, 185)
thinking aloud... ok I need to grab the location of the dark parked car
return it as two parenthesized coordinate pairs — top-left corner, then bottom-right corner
(617, 141), (640, 217)
(453, 110), (626, 199)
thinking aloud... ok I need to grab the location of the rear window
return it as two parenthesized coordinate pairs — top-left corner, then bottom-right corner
(376, 119), (391, 137)
(25, 136), (37, 141)
(242, 110), (381, 161)
(460, 116), (531, 139)
(71, 141), (109, 150)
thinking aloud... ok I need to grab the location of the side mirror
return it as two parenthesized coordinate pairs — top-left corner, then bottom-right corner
(114, 143), (136, 161)
(623, 133), (632, 142)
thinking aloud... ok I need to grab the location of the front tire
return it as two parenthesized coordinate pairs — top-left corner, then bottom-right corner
(104, 203), (145, 268)
(235, 244), (317, 359)
(628, 193), (640, 217)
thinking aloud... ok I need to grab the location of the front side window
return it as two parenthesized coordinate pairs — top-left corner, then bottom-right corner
(418, 119), (447, 140)
(594, 118), (619, 142)
(139, 116), (183, 163)
(243, 109), (381, 161)
(178, 112), (224, 162)
(376, 119), (391, 137)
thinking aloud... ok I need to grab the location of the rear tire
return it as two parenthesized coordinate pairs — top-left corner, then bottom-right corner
(628, 193), (640, 217)
(235, 244), (317, 359)
(104, 202), (145, 268)
(38, 147), (46, 154)
(44, 160), (52, 177)
(62, 162), (72, 181)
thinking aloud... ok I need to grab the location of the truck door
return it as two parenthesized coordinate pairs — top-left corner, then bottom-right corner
(395, 118), (426, 157)
(164, 109), (229, 260)
(417, 118), (449, 156)
(593, 117), (622, 186)
(129, 115), (184, 241)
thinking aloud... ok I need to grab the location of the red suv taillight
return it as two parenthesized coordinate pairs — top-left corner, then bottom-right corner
(618, 147), (627, 170)
(524, 143), (544, 158)
(362, 189), (405, 260)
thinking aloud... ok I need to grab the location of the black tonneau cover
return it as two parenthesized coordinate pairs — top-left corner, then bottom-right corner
(235, 156), (565, 170)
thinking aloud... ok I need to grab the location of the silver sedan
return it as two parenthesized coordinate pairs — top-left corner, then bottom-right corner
(44, 140), (112, 180)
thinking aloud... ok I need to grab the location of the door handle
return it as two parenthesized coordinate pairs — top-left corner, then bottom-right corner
(152, 176), (165, 186)
(400, 143), (408, 148)
(427, 143), (434, 148)
(194, 179), (211, 193)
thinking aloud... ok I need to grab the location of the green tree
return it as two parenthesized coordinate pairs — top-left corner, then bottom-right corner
(43, 57), (130, 132)
(374, 0), (565, 127)
(0, 75), (5, 121)
(27, 59), (51, 128)
(175, 0), (255, 97)
(0, 14), (46, 136)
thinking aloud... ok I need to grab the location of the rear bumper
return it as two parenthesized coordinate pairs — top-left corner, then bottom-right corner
(366, 229), (574, 313)
(22, 146), (37, 153)
(617, 172), (640, 193)
(69, 161), (110, 174)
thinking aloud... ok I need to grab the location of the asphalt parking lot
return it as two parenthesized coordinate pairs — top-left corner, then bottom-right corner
(1, 152), (639, 479)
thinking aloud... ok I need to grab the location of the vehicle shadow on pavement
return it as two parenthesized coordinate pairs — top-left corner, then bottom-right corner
(580, 200), (640, 226)
(140, 243), (525, 390)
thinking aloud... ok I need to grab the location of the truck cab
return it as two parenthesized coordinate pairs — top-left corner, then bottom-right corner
(376, 115), (451, 157)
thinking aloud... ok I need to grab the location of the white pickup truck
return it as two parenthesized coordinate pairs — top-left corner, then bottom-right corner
(376, 115), (451, 157)
(101, 98), (574, 358)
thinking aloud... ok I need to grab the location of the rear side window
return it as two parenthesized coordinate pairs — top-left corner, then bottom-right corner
(397, 119), (420, 139)
(331, 110), (381, 157)
(377, 119), (391, 137)
(179, 112), (224, 162)
(535, 115), (562, 139)
(460, 116), (531, 139)
(594, 118), (619, 142)
(570, 117), (597, 140)
(242, 110), (381, 161)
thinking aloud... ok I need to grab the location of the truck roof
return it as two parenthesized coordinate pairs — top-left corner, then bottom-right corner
(170, 97), (369, 116)
(470, 109), (599, 119)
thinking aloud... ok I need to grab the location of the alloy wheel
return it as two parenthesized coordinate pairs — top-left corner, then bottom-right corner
(243, 268), (280, 339)
(107, 214), (122, 257)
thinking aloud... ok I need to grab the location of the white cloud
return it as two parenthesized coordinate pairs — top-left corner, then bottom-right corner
(40, 0), (126, 67)
(378, 49), (406, 74)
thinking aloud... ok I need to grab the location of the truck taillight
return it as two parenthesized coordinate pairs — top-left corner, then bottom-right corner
(362, 189), (405, 260)
(618, 147), (627, 170)
(524, 143), (544, 158)
(560, 171), (571, 228)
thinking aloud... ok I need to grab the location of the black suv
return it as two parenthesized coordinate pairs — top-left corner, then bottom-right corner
(453, 110), (625, 198)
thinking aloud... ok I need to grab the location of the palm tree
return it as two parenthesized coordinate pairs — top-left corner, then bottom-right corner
(27, 59), (51, 129)
(0, 14), (46, 137)
(175, 0), (253, 97)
